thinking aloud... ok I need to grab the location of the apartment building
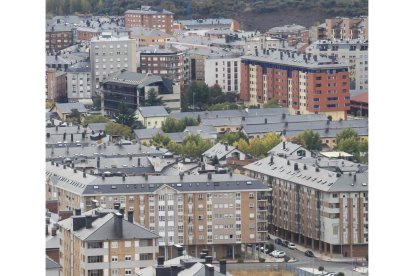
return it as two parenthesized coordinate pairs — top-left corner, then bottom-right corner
(244, 36), (284, 55)
(66, 62), (92, 104)
(77, 27), (100, 42)
(46, 163), (271, 259)
(46, 25), (75, 54)
(101, 70), (181, 116)
(244, 154), (368, 258)
(176, 18), (241, 31)
(325, 16), (368, 40)
(58, 208), (159, 276)
(90, 32), (137, 95)
(138, 45), (185, 87)
(240, 49), (350, 120)
(46, 68), (67, 102)
(125, 6), (174, 34)
(204, 53), (241, 94)
(306, 39), (368, 92)
(130, 27), (174, 47)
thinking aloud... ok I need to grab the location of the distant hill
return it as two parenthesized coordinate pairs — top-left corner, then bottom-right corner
(46, 0), (368, 31)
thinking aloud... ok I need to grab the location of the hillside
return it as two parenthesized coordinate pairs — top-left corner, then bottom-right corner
(46, 0), (368, 31)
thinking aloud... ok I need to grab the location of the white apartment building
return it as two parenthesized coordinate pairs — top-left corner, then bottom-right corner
(306, 39), (368, 92)
(66, 62), (92, 104)
(90, 32), (137, 94)
(244, 36), (284, 55)
(204, 54), (241, 93)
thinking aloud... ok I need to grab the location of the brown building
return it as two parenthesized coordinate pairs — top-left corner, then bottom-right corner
(46, 163), (271, 260)
(46, 25), (75, 54)
(125, 6), (174, 34)
(240, 50), (350, 120)
(349, 92), (368, 117)
(138, 45), (185, 86)
(130, 27), (174, 47)
(325, 16), (368, 40)
(76, 27), (100, 42)
(46, 68), (67, 102)
(244, 154), (368, 258)
(58, 208), (159, 276)
(266, 24), (310, 47)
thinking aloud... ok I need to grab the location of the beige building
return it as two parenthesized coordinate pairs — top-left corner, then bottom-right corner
(244, 154), (368, 258)
(46, 163), (270, 260)
(325, 17), (368, 40)
(58, 208), (159, 276)
(136, 106), (169, 128)
(129, 27), (174, 47)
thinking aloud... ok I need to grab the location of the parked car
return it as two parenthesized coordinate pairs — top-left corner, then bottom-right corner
(305, 250), (314, 257)
(287, 242), (296, 249)
(281, 240), (289, 247)
(271, 250), (286, 258)
(275, 238), (283, 245)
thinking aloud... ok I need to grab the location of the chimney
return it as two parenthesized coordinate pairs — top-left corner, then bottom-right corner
(144, 174), (148, 180)
(127, 210), (133, 223)
(225, 143), (228, 151)
(200, 252), (207, 259)
(283, 141), (286, 149)
(63, 132), (66, 140)
(51, 227), (57, 236)
(75, 208), (81, 216)
(46, 224), (49, 236)
(85, 214), (93, 229)
(83, 170), (86, 178)
(205, 256), (213, 264)
(46, 132), (50, 138)
(97, 157), (100, 168)
(101, 175), (105, 181)
(71, 133), (74, 142)
(122, 174), (126, 181)
(287, 160), (291, 165)
(71, 162), (75, 168)
(114, 212), (123, 238)
(270, 155), (274, 164)
(157, 256), (165, 266)
(180, 172), (184, 180)
(353, 174), (357, 182)
(229, 171), (233, 177)
(205, 264), (214, 276)
(208, 173), (212, 180)
(265, 118), (267, 124)
(294, 163), (299, 171)
(114, 203), (120, 210)
(82, 132), (85, 139)
(137, 158), (141, 166)
(303, 164), (307, 170)
(220, 260), (227, 275)
(316, 167), (320, 172)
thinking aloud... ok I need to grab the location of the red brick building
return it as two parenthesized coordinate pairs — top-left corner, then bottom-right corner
(125, 6), (174, 34)
(240, 50), (350, 120)
(76, 27), (100, 41)
(46, 25), (75, 54)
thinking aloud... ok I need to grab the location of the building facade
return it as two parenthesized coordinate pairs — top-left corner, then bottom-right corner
(204, 54), (241, 94)
(266, 25), (309, 47)
(46, 68), (67, 102)
(59, 209), (159, 276)
(90, 32), (137, 95)
(240, 50), (350, 120)
(124, 6), (174, 34)
(76, 27), (100, 42)
(306, 39), (368, 92)
(244, 154), (368, 258)
(66, 62), (92, 103)
(46, 164), (271, 260)
(325, 17), (368, 40)
(46, 25), (75, 54)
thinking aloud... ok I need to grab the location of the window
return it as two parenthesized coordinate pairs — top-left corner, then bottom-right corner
(111, 241), (118, 248)
(125, 241), (131, 247)
(249, 193), (254, 198)
(125, 269), (132, 275)
(111, 256), (118, 262)
(125, 255), (131, 261)
(249, 203), (254, 208)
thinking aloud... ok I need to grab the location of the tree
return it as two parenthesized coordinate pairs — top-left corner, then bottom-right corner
(68, 109), (82, 124)
(180, 134), (213, 160)
(233, 132), (281, 158)
(145, 89), (164, 106)
(337, 137), (362, 161)
(336, 128), (358, 144)
(92, 95), (101, 110)
(208, 102), (239, 111)
(113, 102), (137, 128)
(263, 99), (280, 108)
(298, 130), (322, 151)
(187, 81), (210, 110)
(105, 122), (134, 140)
(162, 118), (185, 133)
(82, 115), (109, 126)
(211, 155), (220, 165)
(318, 266), (324, 272)
(151, 133), (171, 147)
(218, 132), (248, 145)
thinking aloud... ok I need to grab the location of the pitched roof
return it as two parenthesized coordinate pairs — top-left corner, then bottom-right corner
(54, 102), (88, 114)
(203, 143), (238, 159)
(138, 106), (168, 117)
(351, 92), (368, 104)
(46, 255), (61, 270)
(134, 128), (163, 140)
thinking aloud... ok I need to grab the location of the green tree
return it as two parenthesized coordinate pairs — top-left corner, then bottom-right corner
(337, 137), (361, 160)
(318, 266), (324, 272)
(298, 130), (322, 151)
(263, 99), (280, 108)
(179, 134), (213, 160)
(67, 108), (82, 124)
(151, 132), (171, 147)
(233, 132), (281, 158)
(187, 81), (209, 110)
(208, 102), (239, 111)
(113, 102), (137, 128)
(336, 128), (358, 144)
(145, 89), (164, 106)
(218, 132), (248, 145)
(162, 118), (185, 133)
(82, 115), (109, 127)
(92, 95), (101, 110)
(105, 122), (134, 140)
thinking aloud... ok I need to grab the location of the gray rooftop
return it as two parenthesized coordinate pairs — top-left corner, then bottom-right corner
(125, 8), (173, 15)
(46, 256), (61, 270)
(244, 155), (368, 192)
(134, 128), (163, 140)
(53, 102), (88, 114)
(169, 108), (290, 121)
(66, 61), (91, 73)
(203, 143), (238, 159)
(177, 18), (233, 28)
(138, 106), (168, 117)
(267, 24), (306, 34)
(104, 71), (164, 88)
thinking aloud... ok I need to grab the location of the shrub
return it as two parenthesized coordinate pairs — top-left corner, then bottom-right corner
(318, 266), (324, 271)
(237, 258), (244, 263)
(259, 257), (266, 263)
(284, 256), (291, 263)
(337, 273), (345, 276)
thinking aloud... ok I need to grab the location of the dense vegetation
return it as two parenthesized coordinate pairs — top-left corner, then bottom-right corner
(46, 0), (368, 29)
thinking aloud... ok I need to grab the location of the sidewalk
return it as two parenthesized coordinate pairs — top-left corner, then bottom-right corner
(268, 233), (361, 263)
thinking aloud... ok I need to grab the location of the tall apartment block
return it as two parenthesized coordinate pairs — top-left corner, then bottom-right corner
(244, 154), (368, 258)
(59, 208), (159, 276)
(124, 6), (174, 34)
(66, 62), (92, 104)
(240, 49), (350, 120)
(306, 39), (368, 92)
(46, 163), (271, 259)
(90, 32), (137, 95)
(204, 54), (241, 94)
(46, 25), (75, 54)
(325, 16), (368, 40)
(138, 45), (185, 87)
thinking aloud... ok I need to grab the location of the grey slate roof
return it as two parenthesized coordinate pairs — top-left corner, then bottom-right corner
(66, 61), (91, 73)
(268, 141), (311, 156)
(138, 106), (168, 117)
(87, 123), (108, 132)
(267, 24), (306, 34)
(134, 128), (163, 140)
(54, 102), (88, 114)
(104, 71), (164, 89)
(46, 256), (61, 270)
(169, 108), (289, 121)
(244, 155), (368, 192)
(203, 143), (238, 160)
